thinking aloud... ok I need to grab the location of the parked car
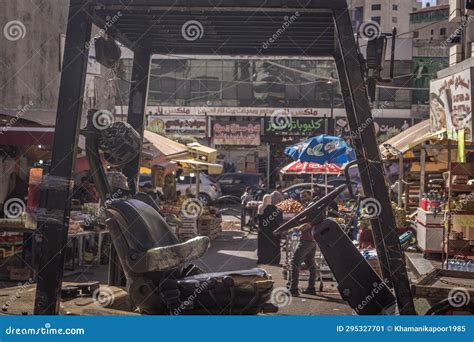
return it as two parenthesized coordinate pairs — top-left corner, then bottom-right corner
(176, 173), (221, 204)
(217, 173), (264, 197)
(142, 173), (221, 204)
(282, 177), (360, 202)
(139, 174), (152, 188)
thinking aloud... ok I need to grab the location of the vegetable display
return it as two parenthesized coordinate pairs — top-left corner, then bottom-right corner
(276, 199), (305, 214)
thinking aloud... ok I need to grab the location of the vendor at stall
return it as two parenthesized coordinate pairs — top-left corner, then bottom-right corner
(271, 185), (285, 205)
(257, 194), (282, 265)
(288, 222), (317, 297)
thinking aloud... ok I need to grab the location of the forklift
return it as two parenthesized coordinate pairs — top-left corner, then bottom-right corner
(25, 0), (468, 315)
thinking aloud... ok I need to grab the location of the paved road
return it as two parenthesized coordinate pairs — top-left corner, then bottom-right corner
(196, 230), (354, 316)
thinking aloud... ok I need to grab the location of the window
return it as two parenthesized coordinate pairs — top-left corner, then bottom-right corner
(371, 4), (381, 10)
(431, 29), (434, 35)
(371, 16), (381, 24)
(413, 31), (419, 38)
(440, 28), (447, 36)
(392, 17), (398, 23)
(392, 4), (399, 11)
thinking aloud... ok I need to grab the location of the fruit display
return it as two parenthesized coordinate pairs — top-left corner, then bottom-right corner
(276, 199), (305, 214)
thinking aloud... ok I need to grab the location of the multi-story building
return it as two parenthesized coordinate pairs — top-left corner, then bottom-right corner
(349, 0), (423, 34)
(410, 4), (459, 116)
(0, 0), (116, 128)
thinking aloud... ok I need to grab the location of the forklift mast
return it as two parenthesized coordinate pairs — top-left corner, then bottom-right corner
(34, 0), (415, 315)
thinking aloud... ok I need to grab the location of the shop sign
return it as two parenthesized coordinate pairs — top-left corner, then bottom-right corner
(413, 46), (449, 58)
(263, 117), (326, 136)
(335, 117), (418, 140)
(430, 67), (473, 141)
(147, 115), (207, 137)
(212, 122), (260, 145)
(146, 106), (335, 117)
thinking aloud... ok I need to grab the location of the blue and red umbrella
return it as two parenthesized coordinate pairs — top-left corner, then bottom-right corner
(284, 135), (355, 165)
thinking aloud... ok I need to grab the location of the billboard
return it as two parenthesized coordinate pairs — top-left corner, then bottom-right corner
(147, 115), (207, 137)
(212, 122), (261, 145)
(430, 68), (473, 141)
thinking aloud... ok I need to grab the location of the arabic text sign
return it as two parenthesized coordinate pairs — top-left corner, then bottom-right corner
(148, 115), (207, 137)
(263, 117), (326, 136)
(146, 106), (331, 117)
(335, 117), (416, 138)
(430, 67), (473, 141)
(212, 122), (261, 145)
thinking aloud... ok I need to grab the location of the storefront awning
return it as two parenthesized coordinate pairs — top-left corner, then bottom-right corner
(0, 126), (55, 145)
(379, 120), (445, 159)
(143, 130), (190, 161)
(173, 159), (223, 175)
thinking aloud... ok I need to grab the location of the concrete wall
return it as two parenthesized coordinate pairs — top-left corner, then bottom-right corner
(0, 0), (116, 127)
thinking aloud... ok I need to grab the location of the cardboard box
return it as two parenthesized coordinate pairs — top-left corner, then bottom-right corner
(9, 268), (32, 281)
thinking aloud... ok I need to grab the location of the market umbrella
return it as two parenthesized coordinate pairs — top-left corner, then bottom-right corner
(280, 161), (342, 175)
(284, 135), (355, 165)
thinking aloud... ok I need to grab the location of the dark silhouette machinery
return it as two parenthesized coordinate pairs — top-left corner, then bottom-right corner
(34, 0), (428, 315)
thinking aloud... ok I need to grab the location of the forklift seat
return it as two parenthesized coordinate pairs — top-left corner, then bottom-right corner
(104, 196), (274, 314)
(106, 198), (209, 272)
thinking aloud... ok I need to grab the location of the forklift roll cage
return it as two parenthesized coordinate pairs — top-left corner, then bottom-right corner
(34, 0), (416, 315)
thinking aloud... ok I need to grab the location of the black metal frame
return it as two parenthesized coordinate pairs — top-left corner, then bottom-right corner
(34, 0), (415, 315)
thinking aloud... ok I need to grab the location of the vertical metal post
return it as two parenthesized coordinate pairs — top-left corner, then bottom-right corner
(266, 143), (271, 190)
(419, 147), (426, 207)
(398, 155), (404, 208)
(123, 50), (151, 194)
(333, 9), (416, 314)
(34, 0), (91, 315)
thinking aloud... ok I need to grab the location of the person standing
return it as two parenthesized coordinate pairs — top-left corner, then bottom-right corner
(241, 186), (253, 228)
(288, 222), (317, 296)
(271, 184), (285, 205)
(256, 194), (282, 265)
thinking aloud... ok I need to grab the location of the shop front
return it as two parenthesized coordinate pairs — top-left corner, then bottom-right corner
(261, 117), (328, 187)
(147, 114), (209, 144)
(211, 120), (263, 175)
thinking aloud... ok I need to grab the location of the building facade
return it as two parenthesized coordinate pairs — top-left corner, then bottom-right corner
(0, 0), (117, 127)
(349, 0), (423, 34)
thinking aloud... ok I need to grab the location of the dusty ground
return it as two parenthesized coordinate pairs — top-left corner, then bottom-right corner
(194, 229), (353, 316)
